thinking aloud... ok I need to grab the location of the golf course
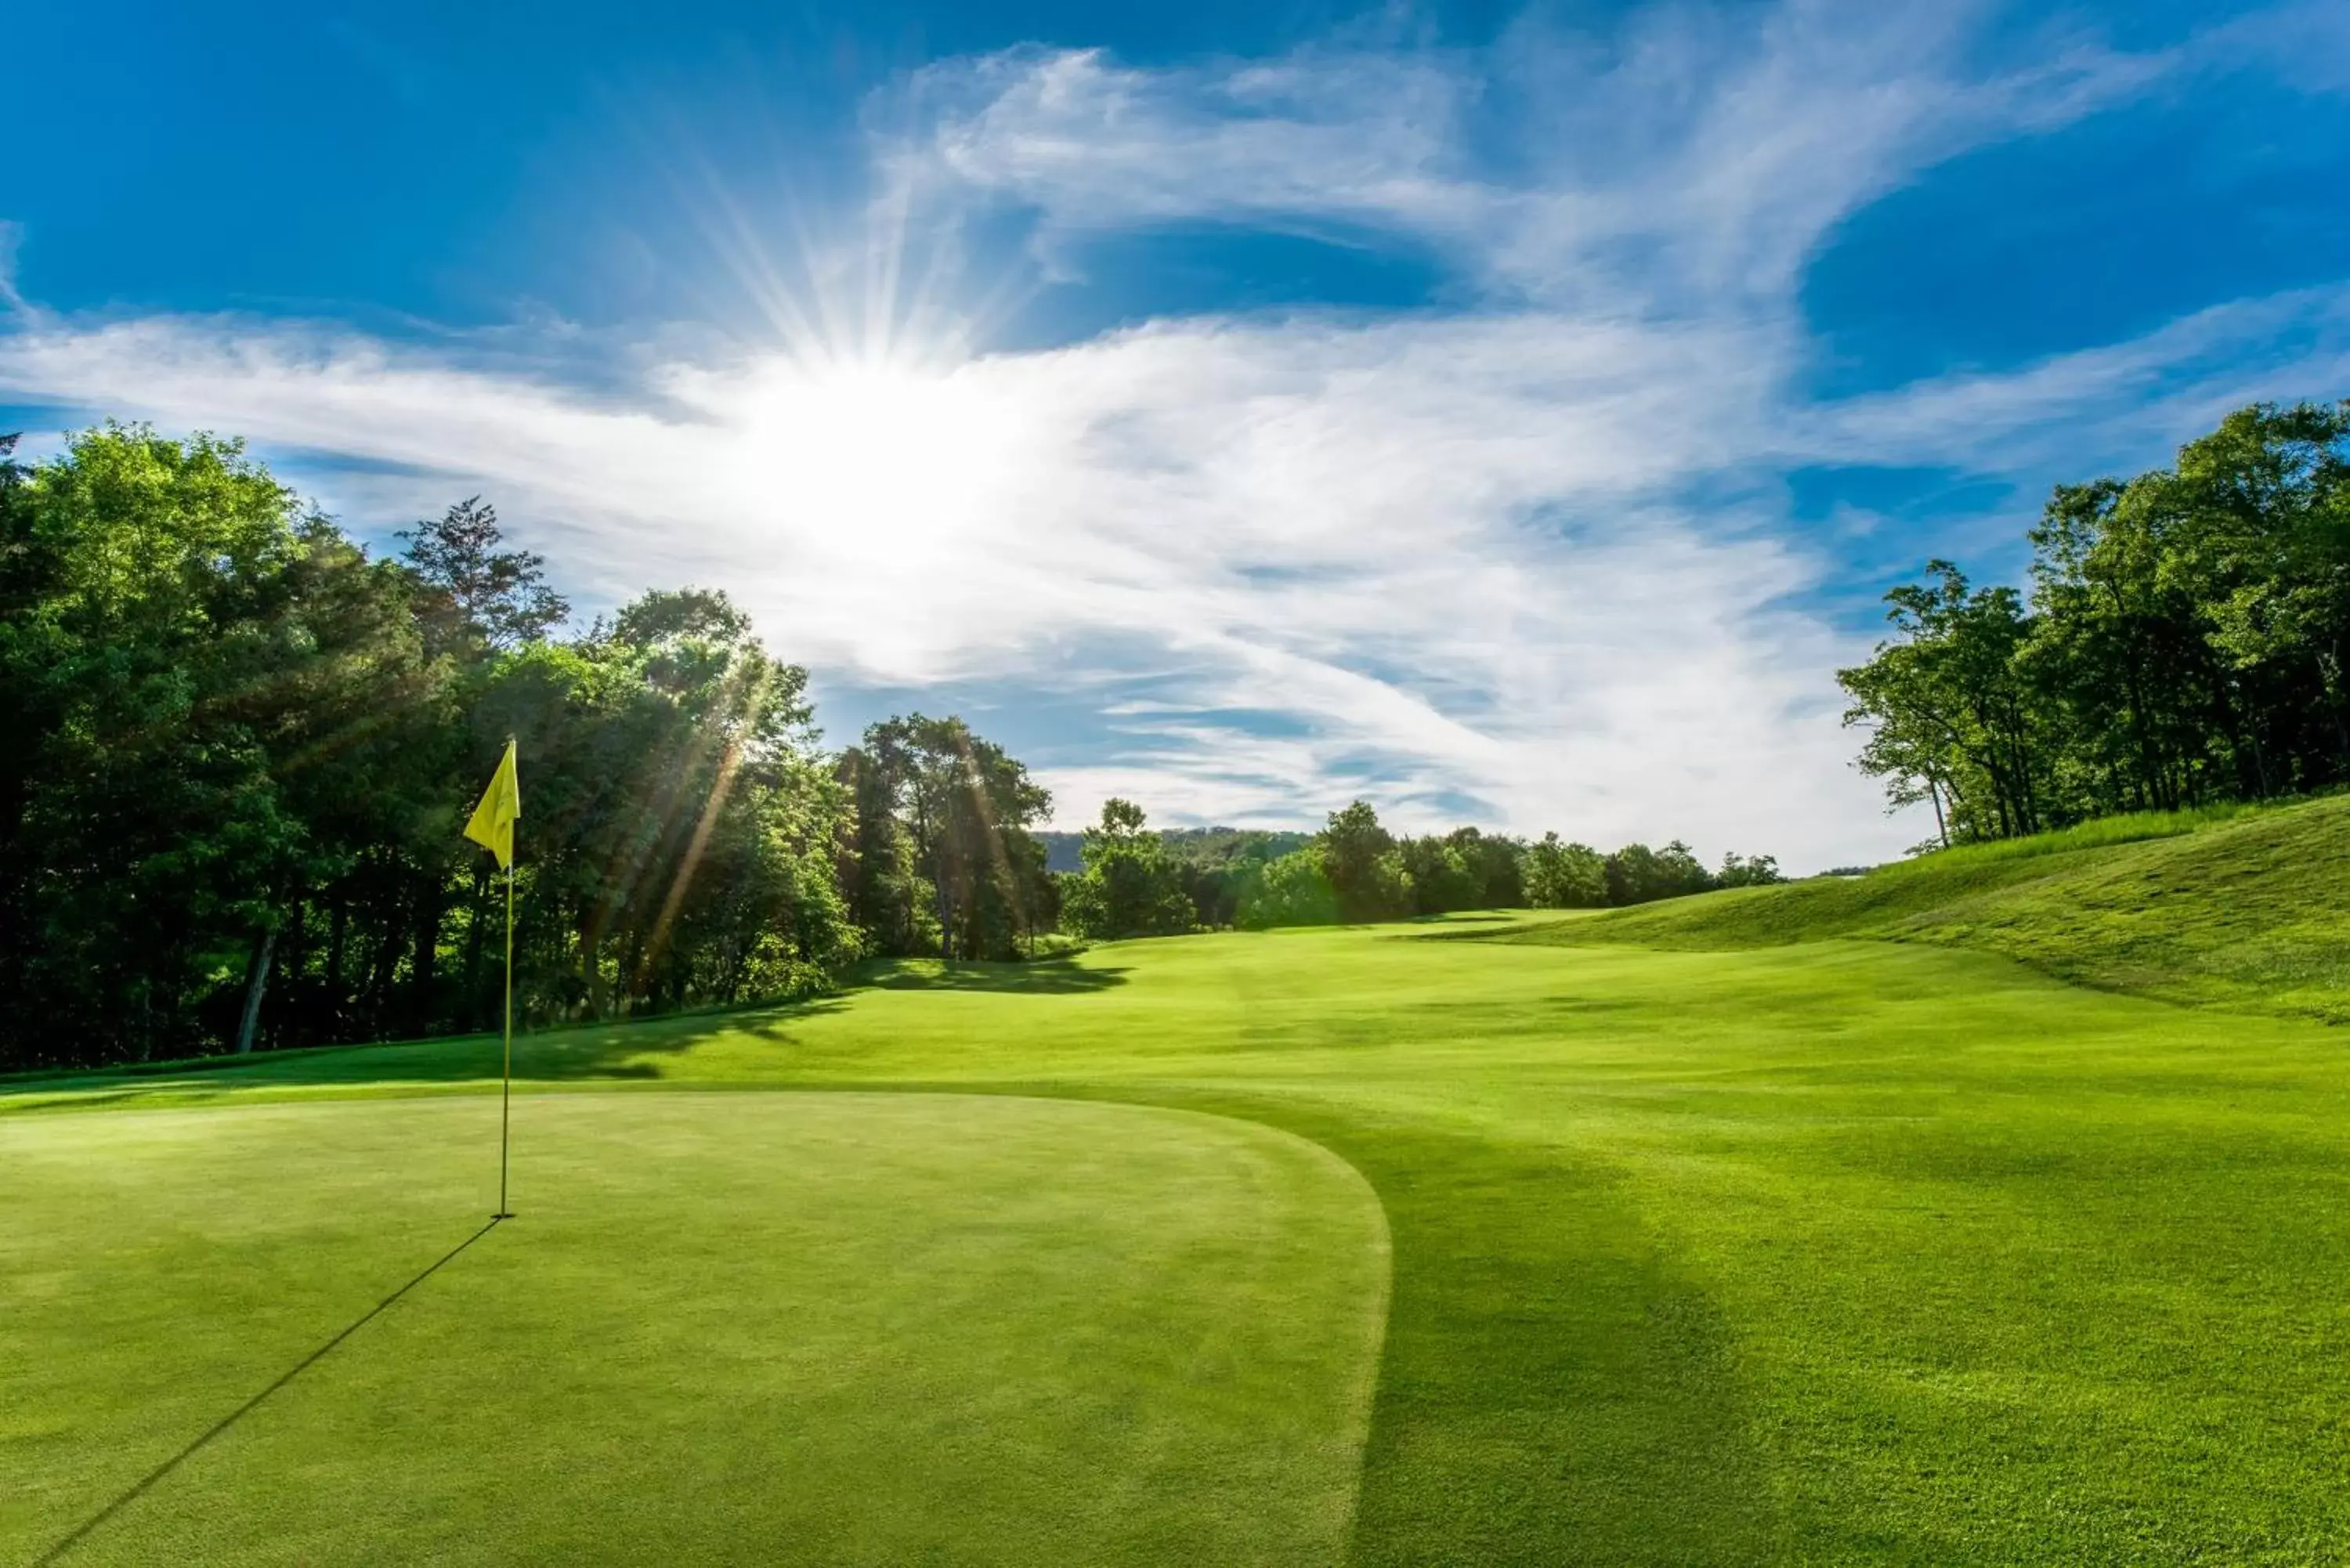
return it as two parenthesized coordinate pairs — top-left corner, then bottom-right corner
(9, 798), (2350, 1566)
(9, 3), (2349, 1555)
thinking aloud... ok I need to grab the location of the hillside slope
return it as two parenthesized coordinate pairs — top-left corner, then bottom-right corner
(1499, 795), (2350, 1021)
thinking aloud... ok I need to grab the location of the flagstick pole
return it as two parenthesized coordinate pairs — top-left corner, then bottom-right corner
(497, 858), (515, 1219)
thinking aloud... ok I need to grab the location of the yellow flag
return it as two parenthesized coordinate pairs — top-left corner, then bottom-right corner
(464, 739), (521, 870)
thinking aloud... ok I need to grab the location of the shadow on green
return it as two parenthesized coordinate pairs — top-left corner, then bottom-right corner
(0, 957), (1130, 1106)
(1065, 1086), (1781, 1568)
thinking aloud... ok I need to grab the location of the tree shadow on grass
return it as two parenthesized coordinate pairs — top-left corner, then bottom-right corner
(1061, 1086), (1784, 1568)
(35, 1218), (504, 1566)
(2, 960), (1127, 1108)
(1332, 1129), (1781, 1568)
(1402, 917), (1568, 943)
(851, 957), (1130, 996)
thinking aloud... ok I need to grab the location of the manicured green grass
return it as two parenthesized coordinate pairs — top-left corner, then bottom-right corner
(10, 917), (2350, 1564)
(1516, 792), (2350, 1021)
(2, 1094), (1385, 1566)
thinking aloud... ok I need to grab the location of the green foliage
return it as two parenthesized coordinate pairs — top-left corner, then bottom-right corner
(1398, 826), (1527, 916)
(1103, 801), (1769, 933)
(835, 714), (1054, 962)
(1060, 799), (1194, 941)
(1318, 800), (1411, 923)
(398, 497), (569, 652)
(1235, 849), (1340, 928)
(1843, 399), (2350, 847)
(1397, 836), (1478, 914)
(0, 428), (1069, 1069)
(1522, 833), (1607, 907)
(1712, 851), (1782, 887)
(1162, 826), (1315, 862)
(1602, 840), (1712, 905)
(1160, 829), (1316, 927)
(0, 425), (388, 1064)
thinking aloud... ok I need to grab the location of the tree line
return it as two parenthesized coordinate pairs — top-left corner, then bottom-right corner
(1841, 399), (2350, 845)
(1, 424), (1773, 1071)
(1055, 797), (1778, 940)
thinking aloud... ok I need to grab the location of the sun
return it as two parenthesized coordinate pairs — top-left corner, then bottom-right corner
(652, 185), (1047, 568)
(713, 351), (1030, 558)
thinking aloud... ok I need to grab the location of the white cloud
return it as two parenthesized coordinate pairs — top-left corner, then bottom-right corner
(1810, 290), (2350, 474)
(1, 0), (2339, 870)
(890, 2), (2182, 311)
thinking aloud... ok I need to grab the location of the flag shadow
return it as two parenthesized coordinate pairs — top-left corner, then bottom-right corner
(35, 1217), (505, 1566)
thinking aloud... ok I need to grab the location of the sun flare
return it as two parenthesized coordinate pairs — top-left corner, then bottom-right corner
(699, 352), (1034, 560)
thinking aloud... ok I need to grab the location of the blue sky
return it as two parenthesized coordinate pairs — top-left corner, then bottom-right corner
(5, 0), (2348, 866)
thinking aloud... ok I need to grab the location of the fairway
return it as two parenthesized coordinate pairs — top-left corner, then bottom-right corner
(2, 1094), (1387, 1566)
(12, 922), (2350, 1564)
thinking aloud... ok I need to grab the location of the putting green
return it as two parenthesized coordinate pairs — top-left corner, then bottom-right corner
(2, 1092), (1390, 1566)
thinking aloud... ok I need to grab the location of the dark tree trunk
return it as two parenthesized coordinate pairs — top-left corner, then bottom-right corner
(580, 914), (607, 1020)
(363, 889), (403, 1038)
(410, 880), (443, 1033)
(326, 893), (349, 1001)
(461, 865), (490, 1029)
(235, 927), (278, 1054)
(936, 872), (954, 960)
(280, 897), (307, 1046)
(620, 930), (645, 1015)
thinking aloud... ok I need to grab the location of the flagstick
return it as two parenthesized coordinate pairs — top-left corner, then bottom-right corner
(497, 859), (515, 1219)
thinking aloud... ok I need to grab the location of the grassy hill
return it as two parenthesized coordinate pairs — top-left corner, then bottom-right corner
(1500, 793), (2350, 1021)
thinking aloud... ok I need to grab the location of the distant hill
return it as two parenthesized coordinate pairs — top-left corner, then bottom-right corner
(1038, 826), (1315, 874)
(1496, 794), (2350, 1023)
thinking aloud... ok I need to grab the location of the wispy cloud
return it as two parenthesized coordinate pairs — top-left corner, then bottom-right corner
(891, 1), (2182, 309)
(1, 0), (2341, 868)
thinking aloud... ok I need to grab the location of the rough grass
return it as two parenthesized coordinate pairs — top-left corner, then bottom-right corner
(1505, 793), (2350, 1020)
(12, 924), (2350, 1564)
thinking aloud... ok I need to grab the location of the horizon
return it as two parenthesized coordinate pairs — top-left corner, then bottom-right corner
(5, 0), (2346, 870)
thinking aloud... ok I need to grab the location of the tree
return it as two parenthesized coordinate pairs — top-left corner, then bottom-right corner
(1448, 827), (1528, 909)
(848, 715), (1052, 960)
(1841, 562), (2052, 844)
(1524, 833), (1607, 907)
(1318, 800), (1411, 923)
(399, 497), (570, 652)
(1842, 401), (2350, 851)
(0, 428), (870, 1070)
(1235, 851), (1339, 929)
(1400, 834), (1480, 915)
(2026, 478), (2229, 815)
(1061, 799), (1194, 940)
(1152, 829), (1314, 927)
(0, 426), (432, 1064)
(2164, 401), (2350, 787)
(1715, 851), (1782, 888)
(1603, 841), (1712, 905)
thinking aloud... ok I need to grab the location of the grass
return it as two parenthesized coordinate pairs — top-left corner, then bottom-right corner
(9, 893), (2350, 1563)
(1511, 792), (2350, 1020)
(1878, 798), (2278, 870)
(4, 1094), (1385, 1566)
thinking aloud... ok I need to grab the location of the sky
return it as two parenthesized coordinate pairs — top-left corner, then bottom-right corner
(4, 0), (2348, 869)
